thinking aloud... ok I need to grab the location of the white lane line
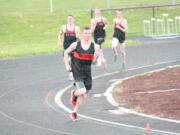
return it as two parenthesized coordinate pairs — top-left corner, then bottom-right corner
(104, 81), (120, 106)
(92, 93), (105, 98)
(0, 110), (76, 135)
(0, 77), (54, 99)
(0, 79), (77, 135)
(55, 62), (180, 135)
(55, 83), (180, 135)
(136, 88), (180, 94)
(105, 66), (180, 124)
(78, 114), (180, 135)
(55, 84), (73, 114)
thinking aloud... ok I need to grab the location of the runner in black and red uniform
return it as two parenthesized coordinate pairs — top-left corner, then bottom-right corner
(112, 9), (128, 70)
(58, 15), (80, 80)
(91, 8), (109, 69)
(64, 27), (100, 121)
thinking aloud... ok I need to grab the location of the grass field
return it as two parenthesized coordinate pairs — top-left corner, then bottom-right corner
(0, 0), (180, 58)
(1, 0), (180, 12)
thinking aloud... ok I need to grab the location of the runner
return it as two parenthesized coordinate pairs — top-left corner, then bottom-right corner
(91, 8), (109, 69)
(58, 15), (80, 80)
(112, 9), (128, 70)
(64, 27), (100, 121)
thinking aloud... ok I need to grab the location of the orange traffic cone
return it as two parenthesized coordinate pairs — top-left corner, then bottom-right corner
(48, 92), (52, 97)
(146, 123), (151, 131)
(146, 61), (150, 65)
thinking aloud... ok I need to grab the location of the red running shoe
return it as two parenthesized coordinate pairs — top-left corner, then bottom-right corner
(70, 112), (78, 121)
(71, 90), (77, 106)
(102, 60), (107, 69)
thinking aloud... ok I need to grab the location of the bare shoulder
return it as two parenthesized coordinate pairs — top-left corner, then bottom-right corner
(61, 25), (66, 31)
(75, 26), (80, 31)
(94, 43), (100, 50)
(123, 18), (127, 23)
(75, 25), (79, 29)
(102, 17), (108, 22)
(113, 18), (117, 22)
(91, 18), (95, 22)
(102, 17), (106, 20)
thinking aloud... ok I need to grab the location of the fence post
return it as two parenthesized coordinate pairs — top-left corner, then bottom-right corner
(172, 0), (176, 6)
(91, 8), (93, 18)
(152, 7), (155, 18)
(152, 7), (156, 34)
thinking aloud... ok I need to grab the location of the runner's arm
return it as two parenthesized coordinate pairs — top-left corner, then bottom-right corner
(92, 44), (100, 64)
(58, 26), (64, 47)
(64, 42), (77, 72)
(123, 19), (128, 33)
(116, 19), (128, 33)
(76, 26), (81, 41)
(91, 19), (97, 33)
(103, 17), (109, 30)
(112, 19), (116, 35)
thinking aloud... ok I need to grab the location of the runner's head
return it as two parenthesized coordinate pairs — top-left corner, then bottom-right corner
(117, 9), (123, 18)
(67, 15), (74, 25)
(82, 27), (91, 41)
(94, 8), (101, 17)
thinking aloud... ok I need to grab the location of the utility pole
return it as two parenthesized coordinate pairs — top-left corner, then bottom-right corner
(107, 0), (111, 9)
(172, 0), (176, 6)
(50, 0), (53, 13)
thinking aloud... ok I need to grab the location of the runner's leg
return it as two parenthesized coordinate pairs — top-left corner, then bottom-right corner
(112, 37), (119, 62)
(120, 42), (126, 69)
(120, 42), (126, 63)
(74, 92), (87, 113)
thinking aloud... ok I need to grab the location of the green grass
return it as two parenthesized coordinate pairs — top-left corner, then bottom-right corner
(1, 0), (180, 12)
(0, 0), (180, 58)
(102, 39), (138, 48)
(0, 11), (92, 58)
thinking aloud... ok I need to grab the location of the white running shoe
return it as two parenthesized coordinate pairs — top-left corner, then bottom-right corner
(68, 72), (73, 81)
(97, 57), (102, 66)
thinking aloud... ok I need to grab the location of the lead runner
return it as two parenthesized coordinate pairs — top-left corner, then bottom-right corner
(64, 27), (100, 121)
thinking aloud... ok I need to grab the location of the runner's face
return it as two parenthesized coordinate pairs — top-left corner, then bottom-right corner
(117, 11), (123, 18)
(95, 9), (101, 17)
(82, 29), (91, 41)
(67, 16), (74, 25)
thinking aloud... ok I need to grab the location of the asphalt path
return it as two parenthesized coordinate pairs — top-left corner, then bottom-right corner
(0, 37), (180, 135)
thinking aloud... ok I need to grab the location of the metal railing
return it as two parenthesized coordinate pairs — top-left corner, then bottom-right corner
(91, 4), (180, 18)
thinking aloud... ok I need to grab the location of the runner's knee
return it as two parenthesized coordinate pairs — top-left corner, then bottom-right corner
(81, 93), (87, 100)
(112, 38), (118, 49)
(75, 88), (86, 96)
(120, 44), (125, 53)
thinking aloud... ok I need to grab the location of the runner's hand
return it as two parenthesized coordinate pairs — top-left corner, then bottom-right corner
(116, 25), (125, 32)
(66, 65), (72, 72)
(59, 41), (62, 48)
(115, 25), (121, 29)
(93, 20), (98, 26)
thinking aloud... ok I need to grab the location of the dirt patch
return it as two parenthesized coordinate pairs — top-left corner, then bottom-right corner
(113, 65), (180, 120)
